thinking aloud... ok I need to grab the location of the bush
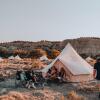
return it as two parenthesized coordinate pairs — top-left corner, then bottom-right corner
(30, 49), (46, 58)
(49, 49), (60, 59)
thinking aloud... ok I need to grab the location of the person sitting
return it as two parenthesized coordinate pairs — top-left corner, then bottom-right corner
(38, 72), (45, 87)
(50, 67), (57, 80)
(47, 69), (52, 78)
(20, 70), (26, 86)
(57, 68), (65, 83)
(25, 70), (32, 81)
(25, 70), (33, 88)
(50, 66), (61, 83)
(20, 71), (26, 81)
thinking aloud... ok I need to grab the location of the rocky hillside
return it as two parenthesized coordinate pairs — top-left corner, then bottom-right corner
(0, 37), (100, 56)
(62, 37), (100, 56)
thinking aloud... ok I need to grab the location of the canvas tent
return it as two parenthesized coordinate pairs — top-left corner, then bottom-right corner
(8, 56), (15, 60)
(42, 43), (93, 82)
(40, 55), (48, 61)
(0, 57), (3, 62)
(15, 55), (22, 60)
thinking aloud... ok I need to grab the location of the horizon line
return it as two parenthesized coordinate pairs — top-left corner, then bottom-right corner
(0, 36), (100, 43)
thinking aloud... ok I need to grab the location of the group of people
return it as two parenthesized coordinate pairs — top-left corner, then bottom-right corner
(15, 58), (100, 93)
(46, 66), (66, 83)
(16, 69), (45, 89)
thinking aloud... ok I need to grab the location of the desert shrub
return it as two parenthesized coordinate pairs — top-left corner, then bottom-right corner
(8, 46), (17, 51)
(13, 49), (29, 58)
(48, 49), (60, 59)
(30, 49), (46, 58)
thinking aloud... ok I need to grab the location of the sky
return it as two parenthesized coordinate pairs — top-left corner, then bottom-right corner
(0, 0), (100, 42)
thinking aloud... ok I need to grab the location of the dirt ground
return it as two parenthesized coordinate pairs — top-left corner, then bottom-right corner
(0, 78), (99, 100)
(0, 60), (99, 100)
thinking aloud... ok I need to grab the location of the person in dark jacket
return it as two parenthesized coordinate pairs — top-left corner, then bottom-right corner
(25, 70), (32, 81)
(94, 58), (100, 80)
(94, 58), (100, 98)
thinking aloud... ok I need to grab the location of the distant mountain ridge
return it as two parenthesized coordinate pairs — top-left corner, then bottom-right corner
(0, 37), (100, 56)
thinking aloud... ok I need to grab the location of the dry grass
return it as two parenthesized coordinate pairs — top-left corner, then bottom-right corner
(60, 95), (65, 100)
(0, 90), (61, 100)
(66, 91), (86, 100)
(77, 81), (99, 92)
(0, 91), (32, 100)
(31, 59), (45, 69)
